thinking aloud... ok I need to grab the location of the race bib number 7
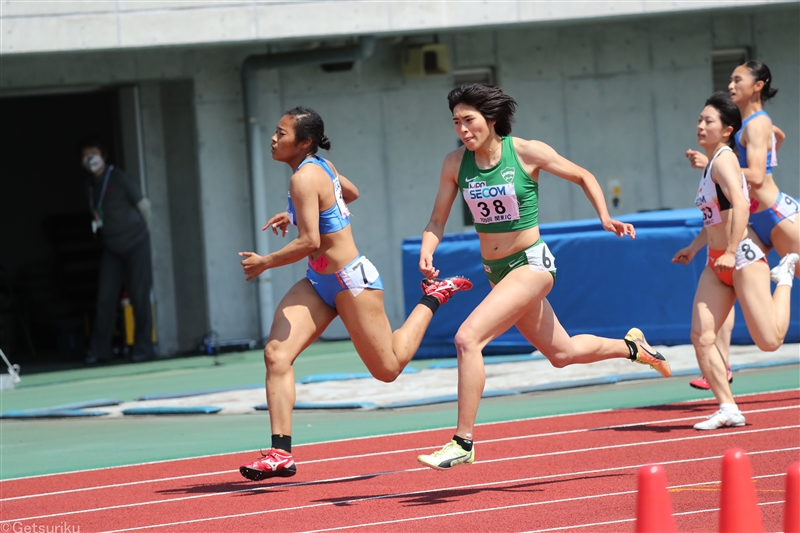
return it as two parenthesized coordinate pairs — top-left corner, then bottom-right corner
(342, 257), (380, 289)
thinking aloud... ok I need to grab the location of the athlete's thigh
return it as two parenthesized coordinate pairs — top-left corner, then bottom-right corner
(334, 288), (395, 362)
(693, 268), (736, 335)
(771, 217), (800, 259)
(269, 279), (338, 363)
(513, 297), (571, 357)
(732, 261), (777, 334)
(460, 267), (554, 348)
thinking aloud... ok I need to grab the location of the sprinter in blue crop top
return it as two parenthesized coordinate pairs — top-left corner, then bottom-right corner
(237, 107), (472, 481)
(728, 61), (798, 271)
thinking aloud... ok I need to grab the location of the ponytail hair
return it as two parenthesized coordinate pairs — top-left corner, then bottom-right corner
(285, 107), (331, 153)
(743, 60), (778, 104)
(705, 91), (741, 150)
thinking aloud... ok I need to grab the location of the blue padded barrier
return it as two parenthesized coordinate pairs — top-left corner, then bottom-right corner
(403, 208), (799, 358)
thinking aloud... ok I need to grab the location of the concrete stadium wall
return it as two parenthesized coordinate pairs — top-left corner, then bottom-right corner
(1, 4), (797, 350)
(2, 0), (793, 54)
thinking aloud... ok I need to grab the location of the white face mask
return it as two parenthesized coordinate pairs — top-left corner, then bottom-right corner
(83, 154), (104, 173)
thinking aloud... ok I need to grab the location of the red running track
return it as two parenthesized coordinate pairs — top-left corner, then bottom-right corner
(2, 390), (798, 533)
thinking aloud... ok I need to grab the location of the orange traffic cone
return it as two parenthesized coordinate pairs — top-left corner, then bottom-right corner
(636, 464), (677, 533)
(785, 462), (800, 533)
(719, 448), (764, 533)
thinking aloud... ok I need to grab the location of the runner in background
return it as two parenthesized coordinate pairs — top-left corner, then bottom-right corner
(238, 107), (472, 480)
(416, 84), (671, 470)
(673, 92), (797, 430)
(680, 61), (796, 391)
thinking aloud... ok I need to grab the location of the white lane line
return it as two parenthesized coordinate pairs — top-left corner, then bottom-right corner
(3, 387), (795, 482)
(521, 500), (784, 532)
(2, 431), (796, 525)
(4, 403), (796, 502)
(299, 473), (789, 533)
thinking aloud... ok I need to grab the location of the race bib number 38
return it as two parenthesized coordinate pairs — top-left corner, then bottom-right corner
(462, 184), (521, 225)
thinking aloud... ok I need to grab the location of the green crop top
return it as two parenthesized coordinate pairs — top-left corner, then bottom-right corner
(458, 136), (539, 233)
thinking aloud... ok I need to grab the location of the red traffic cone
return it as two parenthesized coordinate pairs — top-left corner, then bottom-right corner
(785, 462), (800, 533)
(719, 448), (764, 533)
(636, 464), (677, 533)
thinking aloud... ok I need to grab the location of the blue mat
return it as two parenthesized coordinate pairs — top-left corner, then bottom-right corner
(0, 409), (110, 419)
(402, 207), (800, 358)
(122, 406), (222, 415)
(294, 401), (380, 410)
(0, 399), (120, 419)
(298, 366), (419, 384)
(427, 354), (543, 369)
(48, 399), (120, 409)
(136, 385), (262, 401)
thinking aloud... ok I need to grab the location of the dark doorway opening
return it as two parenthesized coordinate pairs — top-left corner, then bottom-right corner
(0, 88), (124, 365)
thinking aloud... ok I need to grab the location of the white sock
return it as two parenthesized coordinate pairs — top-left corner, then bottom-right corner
(720, 403), (739, 414)
(776, 275), (794, 288)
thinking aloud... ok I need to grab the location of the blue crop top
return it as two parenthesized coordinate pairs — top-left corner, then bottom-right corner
(734, 110), (777, 174)
(287, 155), (350, 234)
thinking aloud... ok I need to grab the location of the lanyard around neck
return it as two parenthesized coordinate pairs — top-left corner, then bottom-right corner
(92, 165), (115, 210)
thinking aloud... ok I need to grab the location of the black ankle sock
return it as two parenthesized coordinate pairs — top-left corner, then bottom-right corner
(624, 339), (638, 361)
(272, 434), (292, 453)
(453, 434), (473, 452)
(419, 294), (441, 314)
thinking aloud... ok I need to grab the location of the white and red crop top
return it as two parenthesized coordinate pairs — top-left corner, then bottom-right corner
(694, 146), (748, 227)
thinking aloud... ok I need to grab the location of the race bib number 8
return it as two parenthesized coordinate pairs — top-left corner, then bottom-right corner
(463, 184), (520, 225)
(524, 241), (556, 273)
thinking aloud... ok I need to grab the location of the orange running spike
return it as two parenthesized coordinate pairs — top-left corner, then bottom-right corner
(719, 448), (764, 533)
(635, 464), (677, 533)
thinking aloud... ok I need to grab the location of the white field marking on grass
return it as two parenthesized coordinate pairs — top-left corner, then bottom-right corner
(520, 499), (785, 532)
(92, 466), (794, 533)
(4, 387), (795, 482)
(4, 402), (796, 501)
(2, 426), (796, 525)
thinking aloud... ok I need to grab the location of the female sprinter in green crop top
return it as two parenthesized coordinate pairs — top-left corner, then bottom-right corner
(416, 83), (672, 470)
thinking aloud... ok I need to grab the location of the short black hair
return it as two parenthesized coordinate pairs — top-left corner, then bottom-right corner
(447, 84), (517, 136)
(77, 136), (108, 159)
(704, 91), (742, 150)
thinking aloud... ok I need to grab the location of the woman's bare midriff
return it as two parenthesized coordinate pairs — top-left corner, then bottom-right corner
(309, 225), (360, 274)
(706, 219), (749, 252)
(478, 226), (541, 261)
(749, 173), (780, 213)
